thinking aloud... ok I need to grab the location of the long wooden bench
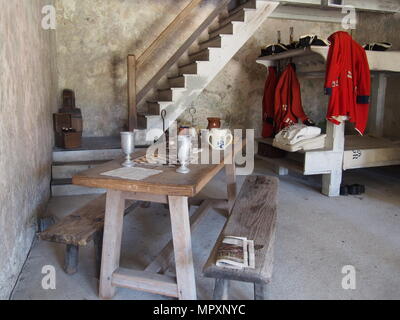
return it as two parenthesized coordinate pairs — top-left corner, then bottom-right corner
(203, 175), (279, 300)
(40, 194), (139, 275)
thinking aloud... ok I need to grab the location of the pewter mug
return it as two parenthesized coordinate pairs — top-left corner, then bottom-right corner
(121, 132), (135, 167)
(176, 135), (191, 174)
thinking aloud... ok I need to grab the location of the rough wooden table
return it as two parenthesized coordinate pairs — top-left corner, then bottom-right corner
(72, 143), (244, 300)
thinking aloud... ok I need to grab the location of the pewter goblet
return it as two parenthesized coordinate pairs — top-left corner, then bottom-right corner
(176, 135), (191, 174)
(121, 132), (135, 167)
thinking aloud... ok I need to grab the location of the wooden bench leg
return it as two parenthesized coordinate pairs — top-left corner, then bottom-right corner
(225, 163), (237, 214)
(64, 245), (79, 275)
(213, 279), (230, 300)
(276, 166), (289, 176)
(93, 230), (104, 279)
(254, 283), (268, 300)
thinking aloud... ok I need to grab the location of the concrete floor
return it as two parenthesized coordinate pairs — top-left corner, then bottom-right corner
(11, 160), (400, 300)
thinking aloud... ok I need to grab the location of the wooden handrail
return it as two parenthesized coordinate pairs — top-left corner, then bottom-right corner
(128, 0), (232, 131)
(136, 0), (203, 69)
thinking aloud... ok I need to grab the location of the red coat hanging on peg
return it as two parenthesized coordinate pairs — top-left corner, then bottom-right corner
(274, 63), (311, 134)
(262, 66), (278, 138)
(324, 31), (371, 135)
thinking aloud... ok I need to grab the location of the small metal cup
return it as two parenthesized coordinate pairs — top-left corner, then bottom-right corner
(121, 132), (135, 167)
(176, 135), (191, 174)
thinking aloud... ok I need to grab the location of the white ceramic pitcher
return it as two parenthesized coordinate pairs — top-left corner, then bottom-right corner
(208, 129), (233, 150)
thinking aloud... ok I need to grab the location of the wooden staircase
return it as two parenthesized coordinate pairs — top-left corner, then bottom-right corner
(130, 0), (279, 145)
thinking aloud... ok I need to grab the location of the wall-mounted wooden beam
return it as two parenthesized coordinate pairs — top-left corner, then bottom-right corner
(127, 55), (137, 131)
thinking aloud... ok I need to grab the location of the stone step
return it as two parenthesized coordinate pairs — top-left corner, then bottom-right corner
(51, 179), (105, 197)
(52, 160), (107, 179)
(53, 148), (123, 163)
(53, 136), (122, 162)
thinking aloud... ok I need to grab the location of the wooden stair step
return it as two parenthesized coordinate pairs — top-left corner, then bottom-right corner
(188, 48), (211, 62)
(168, 75), (186, 88)
(198, 35), (222, 51)
(209, 22), (235, 39)
(228, 0), (257, 16)
(146, 101), (171, 116)
(219, 9), (246, 27)
(179, 62), (198, 75)
(158, 88), (174, 101)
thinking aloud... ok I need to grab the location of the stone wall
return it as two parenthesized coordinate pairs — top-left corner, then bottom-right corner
(0, 0), (57, 299)
(355, 12), (400, 139)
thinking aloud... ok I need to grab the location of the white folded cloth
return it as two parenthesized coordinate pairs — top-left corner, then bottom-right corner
(273, 134), (326, 152)
(274, 124), (321, 146)
(273, 124), (325, 152)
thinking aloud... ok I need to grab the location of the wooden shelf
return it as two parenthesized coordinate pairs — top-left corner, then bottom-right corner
(256, 46), (400, 73)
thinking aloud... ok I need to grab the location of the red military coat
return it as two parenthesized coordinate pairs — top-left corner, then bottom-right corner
(274, 63), (310, 133)
(325, 31), (371, 135)
(262, 66), (278, 138)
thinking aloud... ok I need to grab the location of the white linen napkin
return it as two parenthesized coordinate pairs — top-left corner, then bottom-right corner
(101, 167), (163, 181)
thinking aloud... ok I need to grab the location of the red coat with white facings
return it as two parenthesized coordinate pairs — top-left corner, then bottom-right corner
(325, 31), (371, 135)
(262, 66), (278, 138)
(274, 63), (309, 133)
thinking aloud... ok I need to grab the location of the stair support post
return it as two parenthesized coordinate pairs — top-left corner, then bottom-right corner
(128, 54), (137, 131)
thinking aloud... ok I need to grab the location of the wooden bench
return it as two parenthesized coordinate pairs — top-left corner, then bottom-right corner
(203, 175), (278, 300)
(40, 194), (138, 275)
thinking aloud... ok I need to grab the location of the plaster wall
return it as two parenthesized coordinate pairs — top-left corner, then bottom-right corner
(54, 0), (221, 137)
(0, 0), (57, 299)
(54, 0), (343, 137)
(53, 1), (400, 139)
(355, 12), (400, 139)
(180, 19), (342, 136)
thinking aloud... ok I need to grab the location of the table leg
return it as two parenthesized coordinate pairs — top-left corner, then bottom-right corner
(225, 163), (237, 214)
(168, 196), (197, 300)
(99, 190), (126, 299)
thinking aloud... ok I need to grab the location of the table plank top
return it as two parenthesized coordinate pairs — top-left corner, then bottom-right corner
(73, 142), (245, 197)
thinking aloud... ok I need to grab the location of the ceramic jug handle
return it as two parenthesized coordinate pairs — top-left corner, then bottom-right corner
(208, 132), (214, 149)
(224, 134), (233, 149)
